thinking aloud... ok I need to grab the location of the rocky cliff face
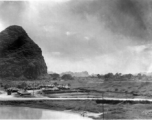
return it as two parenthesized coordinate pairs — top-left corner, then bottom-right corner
(0, 25), (47, 79)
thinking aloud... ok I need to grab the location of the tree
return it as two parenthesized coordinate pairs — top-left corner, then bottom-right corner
(17, 82), (28, 89)
(97, 74), (104, 79)
(61, 74), (73, 80)
(4, 84), (11, 90)
(50, 73), (60, 80)
(120, 74), (133, 81)
(97, 74), (101, 78)
(137, 73), (142, 79)
(104, 73), (114, 80)
(115, 73), (122, 77)
(53, 82), (58, 86)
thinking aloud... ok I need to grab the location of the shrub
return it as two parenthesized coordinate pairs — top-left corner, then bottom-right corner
(50, 73), (60, 80)
(17, 82), (28, 89)
(61, 74), (73, 80)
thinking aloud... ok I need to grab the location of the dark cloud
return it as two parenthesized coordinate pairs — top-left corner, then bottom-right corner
(110, 0), (148, 39)
(68, 0), (152, 41)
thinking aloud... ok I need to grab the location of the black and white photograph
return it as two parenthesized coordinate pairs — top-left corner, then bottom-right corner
(1, 0), (152, 119)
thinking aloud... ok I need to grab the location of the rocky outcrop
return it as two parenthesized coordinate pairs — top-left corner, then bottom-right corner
(0, 25), (47, 79)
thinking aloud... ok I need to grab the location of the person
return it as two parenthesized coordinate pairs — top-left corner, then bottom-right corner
(7, 89), (11, 95)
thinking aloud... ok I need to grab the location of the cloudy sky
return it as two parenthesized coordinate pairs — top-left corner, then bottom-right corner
(1, 0), (152, 74)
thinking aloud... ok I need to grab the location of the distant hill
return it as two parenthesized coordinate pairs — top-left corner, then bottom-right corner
(61, 71), (89, 77)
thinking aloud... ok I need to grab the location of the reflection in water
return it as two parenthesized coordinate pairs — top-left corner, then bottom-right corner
(0, 106), (42, 119)
(0, 106), (92, 120)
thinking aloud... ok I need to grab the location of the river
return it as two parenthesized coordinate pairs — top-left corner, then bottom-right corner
(0, 106), (92, 120)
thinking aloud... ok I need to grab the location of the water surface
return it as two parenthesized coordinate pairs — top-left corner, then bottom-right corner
(0, 106), (92, 120)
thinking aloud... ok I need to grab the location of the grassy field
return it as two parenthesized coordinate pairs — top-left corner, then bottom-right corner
(1, 77), (152, 98)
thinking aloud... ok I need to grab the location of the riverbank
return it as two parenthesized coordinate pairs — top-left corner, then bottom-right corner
(0, 100), (104, 119)
(1, 99), (152, 119)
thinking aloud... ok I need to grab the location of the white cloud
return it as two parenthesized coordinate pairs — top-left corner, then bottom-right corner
(44, 44), (152, 74)
(51, 52), (61, 56)
(84, 36), (90, 41)
(66, 31), (71, 36)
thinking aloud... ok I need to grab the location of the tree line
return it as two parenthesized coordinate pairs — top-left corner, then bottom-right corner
(94, 73), (151, 81)
(49, 73), (74, 80)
